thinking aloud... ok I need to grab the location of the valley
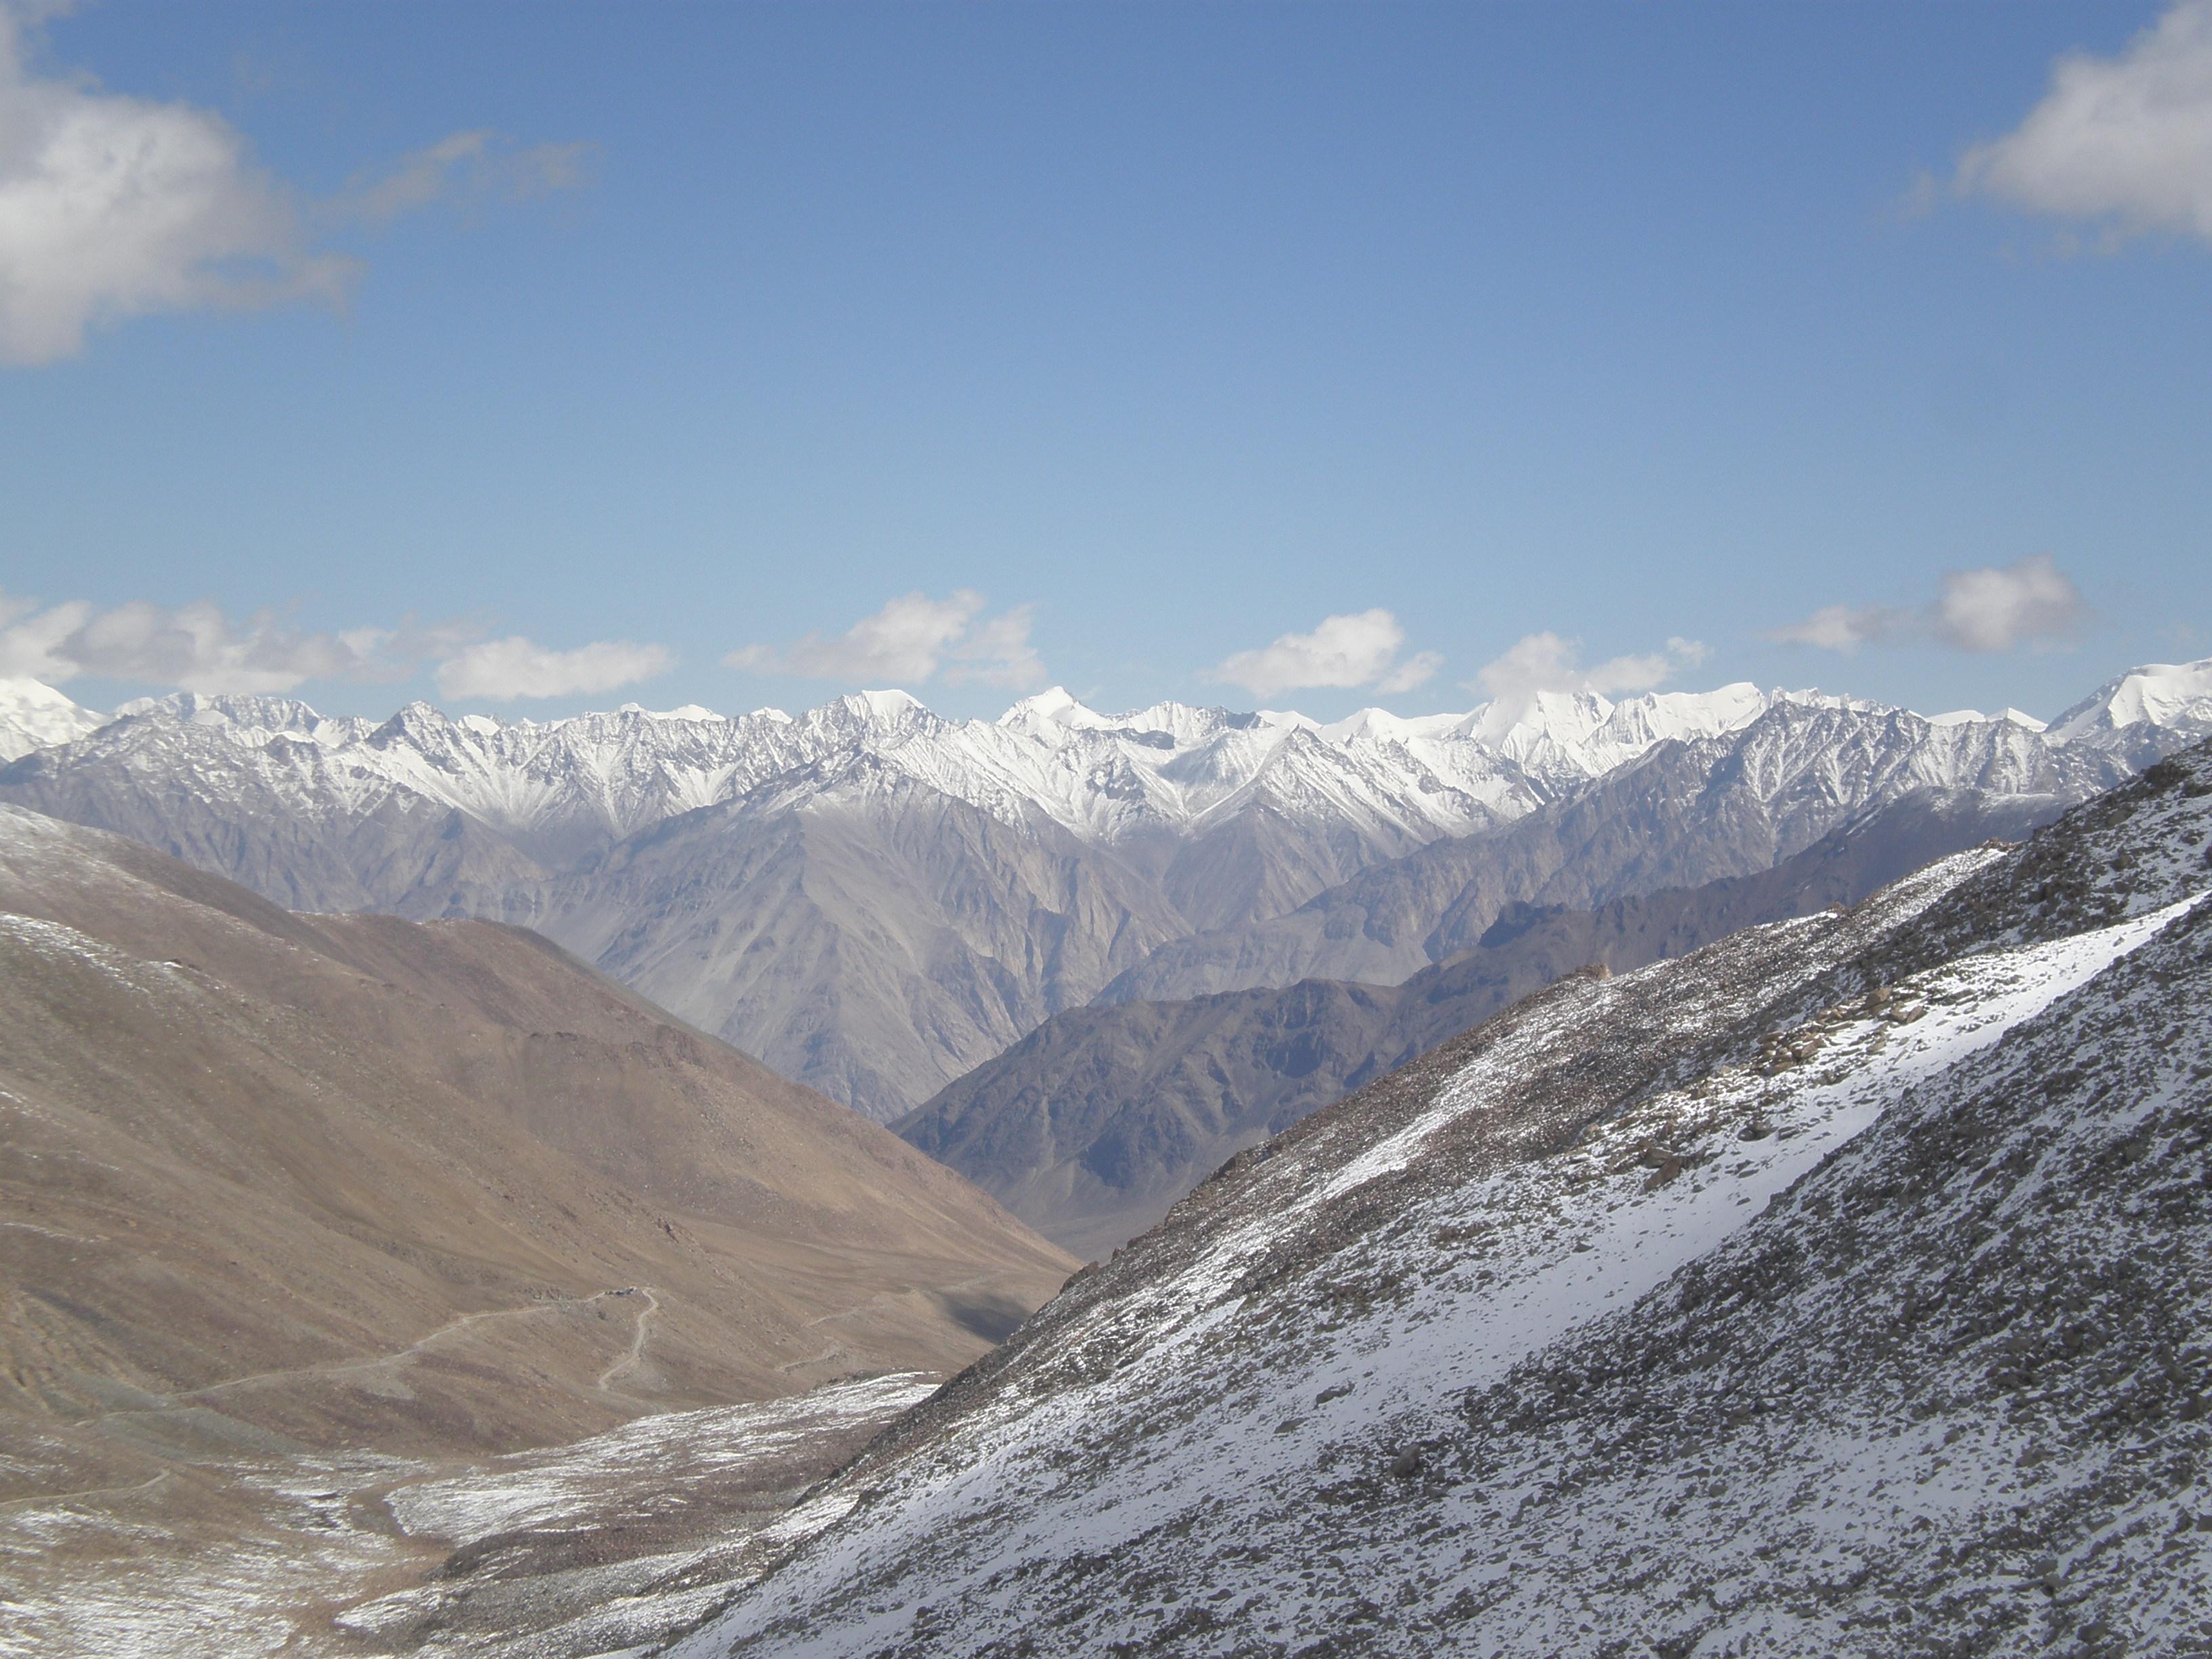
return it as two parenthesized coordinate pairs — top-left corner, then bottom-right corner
(11, 6), (2210, 1652)
(0, 804), (1071, 1655)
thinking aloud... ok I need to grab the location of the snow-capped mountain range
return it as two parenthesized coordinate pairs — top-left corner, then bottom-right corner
(6, 660), (2206, 859)
(2, 658), (2209, 1119)
(0, 674), (1844, 855)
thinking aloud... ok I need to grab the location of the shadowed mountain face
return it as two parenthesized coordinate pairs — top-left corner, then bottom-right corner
(899, 786), (2066, 1256)
(661, 739), (2212, 1659)
(0, 804), (1073, 1509)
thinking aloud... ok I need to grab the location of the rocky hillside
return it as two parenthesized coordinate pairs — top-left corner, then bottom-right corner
(899, 785), (2062, 1256)
(655, 737), (2212, 1659)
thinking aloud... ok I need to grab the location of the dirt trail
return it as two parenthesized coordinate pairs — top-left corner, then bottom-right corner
(0, 1471), (168, 1515)
(594, 1287), (661, 1393)
(151, 1288), (636, 1407)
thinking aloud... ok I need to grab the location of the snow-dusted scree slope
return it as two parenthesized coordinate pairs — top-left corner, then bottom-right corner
(2, 659), (2207, 1119)
(658, 737), (2212, 1658)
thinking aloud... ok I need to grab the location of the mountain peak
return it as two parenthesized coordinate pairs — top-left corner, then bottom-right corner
(2050, 655), (2212, 745)
(114, 689), (329, 735)
(855, 687), (924, 713)
(1929, 705), (2048, 731)
(370, 700), (457, 739)
(997, 686), (1113, 739)
(0, 676), (106, 763)
(820, 689), (935, 732)
(1472, 686), (1614, 760)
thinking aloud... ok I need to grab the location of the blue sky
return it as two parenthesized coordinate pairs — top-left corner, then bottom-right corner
(1, 0), (2207, 723)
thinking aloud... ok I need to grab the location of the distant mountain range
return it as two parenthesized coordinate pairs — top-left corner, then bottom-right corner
(3, 658), (2209, 1123)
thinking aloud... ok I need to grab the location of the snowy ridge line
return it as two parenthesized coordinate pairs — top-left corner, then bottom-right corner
(1311, 846), (2006, 1211)
(6, 655), (2207, 853)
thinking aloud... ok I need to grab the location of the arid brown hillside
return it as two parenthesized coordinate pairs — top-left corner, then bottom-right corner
(0, 803), (1073, 1513)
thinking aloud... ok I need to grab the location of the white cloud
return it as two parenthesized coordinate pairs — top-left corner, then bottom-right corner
(1763, 603), (1905, 655)
(0, 9), (345, 364)
(1, 586), (674, 701)
(434, 636), (673, 701)
(1956, 0), (2212, 246)
(335, 129), (592, 226)
(1930, 554), (2087, 652)
(0, 5), (584, 364)
(0, 588), (468, 693)
(1374, 651), (1443, 695)
(944, 602), (1048, 691)
(1211, 609), (1439, 699)
(726, 592), (1047, 689)
(1472, 631), (1708, 701)
(1767, 556), (2086, 655)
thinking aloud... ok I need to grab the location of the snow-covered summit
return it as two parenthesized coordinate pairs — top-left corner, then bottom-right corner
(2049, 654), (2212, 752)
(111, 689), (343, 737)
(1929, 705), (2048, 730)
(0, 678), (104, 764)
(611, 701), (724, 722)
(996, 687), (1117, 742)
(844, 687), (930, 722)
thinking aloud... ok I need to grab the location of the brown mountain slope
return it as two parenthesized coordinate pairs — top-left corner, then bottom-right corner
(0, 803), (1073, 1511)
